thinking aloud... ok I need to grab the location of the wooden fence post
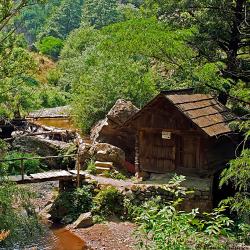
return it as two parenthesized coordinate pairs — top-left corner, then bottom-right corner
(20, 159), (24, 181)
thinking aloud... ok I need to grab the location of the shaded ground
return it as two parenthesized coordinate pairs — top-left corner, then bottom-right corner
(22, 181), (137, 250)
(22, 181), (59, 210)
(71, 221), (136, 250)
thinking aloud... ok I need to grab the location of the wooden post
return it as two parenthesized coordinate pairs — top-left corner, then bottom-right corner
(76, 154), (80, 188)
(135, 131), (140, 174)
(76, 133), (82, 188)
(20, 159), (24, 181)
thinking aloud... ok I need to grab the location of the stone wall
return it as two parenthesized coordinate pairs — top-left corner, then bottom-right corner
(122, 184), (213, 212)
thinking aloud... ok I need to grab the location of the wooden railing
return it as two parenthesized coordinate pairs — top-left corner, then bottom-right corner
(0, 154), (81, 186)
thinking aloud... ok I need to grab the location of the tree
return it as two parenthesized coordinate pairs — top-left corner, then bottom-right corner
(0, 0), (46, 43)
(37, 36), (64, 59)
(59, 26), (159, 132)
(81, 0), (123, 29)
(38, 0), (84, 40)
(145, 0), (250, 104)
(14, 0), (61, 44)
(220, 120), (250, 222)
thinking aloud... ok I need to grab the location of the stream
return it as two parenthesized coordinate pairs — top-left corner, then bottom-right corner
(50, 226), (87, 250)
(17, 225), (87, 250)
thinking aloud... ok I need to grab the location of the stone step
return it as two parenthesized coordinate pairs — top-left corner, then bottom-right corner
(95, 166), (112, 174)
(95, 161), (113, 168)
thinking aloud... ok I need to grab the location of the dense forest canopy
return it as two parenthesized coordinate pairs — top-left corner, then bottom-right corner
(0, 0), (248, 122)
(0, 0), (249, 247)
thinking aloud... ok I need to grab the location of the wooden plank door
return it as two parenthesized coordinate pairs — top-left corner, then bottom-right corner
(139, 130), (176, 173)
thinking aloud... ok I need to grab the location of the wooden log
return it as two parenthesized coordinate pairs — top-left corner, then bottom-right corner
(20, 159), (24, 181)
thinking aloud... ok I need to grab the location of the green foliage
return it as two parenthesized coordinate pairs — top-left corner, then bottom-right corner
(135, 199), (233, 250)
(39, 0), (83, 40)
(86, 159), (97, 175)
(60, 24), (162, 132)
(135, 176), (234, 250)
(102, 170), (127, 180)
(0, 37), (41, 118)
(220, 149), (250, 221)
(93, 186), (124, 218)
(82, 0), (124, 29)
(145, 0), (250, 104)
(37, 85), (68, 108)
(0, 182), (42, 247)
(46, 68), (60, 86)
(0, 139), (8, 158)
(14, 0), (61, 44)
(50, 185), (93, 222)
(3, 151), (47, 175)
(37, 36), (64, 59)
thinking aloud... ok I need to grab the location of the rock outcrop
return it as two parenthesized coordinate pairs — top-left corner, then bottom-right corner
(12, 135), (76, 168)
(90, 99), (139, 163)
(72, 212), (93, 228)
(78, 142), (125, 169)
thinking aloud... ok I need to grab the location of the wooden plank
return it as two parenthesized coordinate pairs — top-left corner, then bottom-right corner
(69, 170), (86, 176)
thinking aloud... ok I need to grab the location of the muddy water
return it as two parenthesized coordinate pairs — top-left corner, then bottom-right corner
(52, 227), (87, 250)
(19, 226), (87, 250)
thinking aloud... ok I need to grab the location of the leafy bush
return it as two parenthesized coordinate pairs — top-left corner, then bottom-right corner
(37, 36), (63, 59)
(86, 160), (97, 175)
(0, 139), (8, 158)
(3, 151), (47, 176)
(102, 170), (127, 180)
(134, 175), (235, 250)
(0, 182), (42, 247)
(93, 186), (124, 218)
(220, 149), (250, 222)
(50, 185), (93, 222)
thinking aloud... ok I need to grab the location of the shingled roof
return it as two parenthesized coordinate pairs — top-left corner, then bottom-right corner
(125, 89), (238, 137)
(27, 106), (71, 118)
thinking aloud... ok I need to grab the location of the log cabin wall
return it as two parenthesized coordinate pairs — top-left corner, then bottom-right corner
(125, 90), (238, 178)
(133, 97), (209, 176)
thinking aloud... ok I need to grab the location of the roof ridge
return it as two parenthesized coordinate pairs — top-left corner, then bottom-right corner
(160, 88), (195, 95)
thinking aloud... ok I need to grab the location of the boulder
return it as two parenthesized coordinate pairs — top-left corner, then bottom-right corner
(72, 212), (93, 228)
(91, 143), (125, 169)
(78, 142), (125, 169)
(12, 135), (76, 168)
(78, 142), (92, 167)
(90, 99), (139, 163)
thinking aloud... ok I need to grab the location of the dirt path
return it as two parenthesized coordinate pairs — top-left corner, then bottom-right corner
(71, 221), (136, 250)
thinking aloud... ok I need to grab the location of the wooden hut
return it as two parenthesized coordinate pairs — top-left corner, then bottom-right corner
(124, 89), (238, 178)
(26, 106), (74, 130)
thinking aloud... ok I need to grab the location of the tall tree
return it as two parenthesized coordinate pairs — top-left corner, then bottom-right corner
(81, 0), (123, 29)
(146, 0), (250, 104)
(39, 0), (84, 40)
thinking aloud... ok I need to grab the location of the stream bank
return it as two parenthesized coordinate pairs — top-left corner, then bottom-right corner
(25, 181), (136, 250)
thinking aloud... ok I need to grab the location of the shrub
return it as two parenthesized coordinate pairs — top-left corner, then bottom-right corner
(86, 160), (97, 175)
(37, 36), (63, 59)
(134, 175), (235, 250)
(4, 151), (47, 175)
(102, 170), (127, 180)
(93, 186), (124, 218)
(0, 182), (42, 247)
(50, 185), (93, 222)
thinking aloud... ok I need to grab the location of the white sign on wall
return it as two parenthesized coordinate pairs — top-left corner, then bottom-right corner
(162, 131), (171, 139)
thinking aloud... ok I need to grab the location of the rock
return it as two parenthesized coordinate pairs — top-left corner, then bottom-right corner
(12, 135), (76, 168)
(135, 171), (150, 180)
(61, 215), (74, 224)
(90, 99), (139, 164)
(72, 212), (93, 228)
(78, 142), (125, 169)
(92, 143), (125, 169)
(78, 143), (92, 168)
